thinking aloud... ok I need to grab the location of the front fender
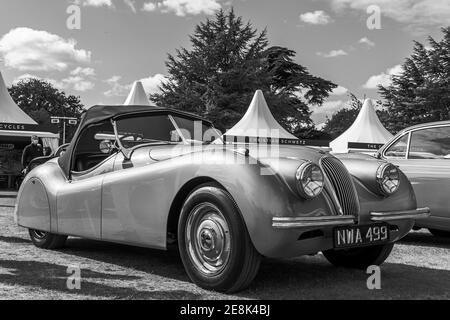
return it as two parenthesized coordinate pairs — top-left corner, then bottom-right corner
(201, 156), (336, 257)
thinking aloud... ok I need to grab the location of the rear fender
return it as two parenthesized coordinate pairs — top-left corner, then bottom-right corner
(16, 177), (51, 232)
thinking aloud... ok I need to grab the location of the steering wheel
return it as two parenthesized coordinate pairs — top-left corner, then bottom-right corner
(119, 133), (140, 142)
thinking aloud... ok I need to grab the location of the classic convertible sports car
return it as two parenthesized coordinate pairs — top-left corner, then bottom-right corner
(15, 105), (430, 292)
(378, 120), (450, 237)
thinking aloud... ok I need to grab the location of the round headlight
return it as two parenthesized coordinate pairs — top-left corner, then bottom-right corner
(376, 163), (400, 196)
(295, 162), (324, 199)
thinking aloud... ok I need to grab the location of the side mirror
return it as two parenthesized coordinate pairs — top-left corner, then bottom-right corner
(99, 140), (114, 154)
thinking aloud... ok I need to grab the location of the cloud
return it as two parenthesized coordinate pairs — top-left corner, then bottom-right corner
(62, 76), (95, 91)
(330, 85), (348, 95)
(70, 67), (96, 77)
(142, 2), (157, 11)
(14, 66), (96, 92)
(77, 0), (222, 16)
(317, 49), (348, 58)
(318, 100), (348, 112)
(328, 0), (450, 31)
(104, 74), (167, 97)
(363, 64), (403, 89)
(77, 0), (113, 7)
(358, 37), (375, 47)
(299, 10), (332, 25)
(104, 75), (130, 97)
(0, 27), (91, 72)
(155, 0), (222, 16)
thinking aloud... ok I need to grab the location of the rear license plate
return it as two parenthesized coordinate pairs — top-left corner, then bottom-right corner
(334, 223), (390, 249)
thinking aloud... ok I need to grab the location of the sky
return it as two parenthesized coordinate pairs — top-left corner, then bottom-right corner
(0, 0), (449, 127)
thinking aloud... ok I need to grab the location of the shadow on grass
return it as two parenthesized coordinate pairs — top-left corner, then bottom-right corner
(0, 235), (31, 244)
(62, 238), (188, 282)
(0, 259), (201, 299)
(236, 256), (450, 299)
(399, 231), (450, 249)
(56, 238), (450, 299)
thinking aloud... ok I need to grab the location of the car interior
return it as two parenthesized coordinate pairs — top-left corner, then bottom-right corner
(72, 120), (116, 173)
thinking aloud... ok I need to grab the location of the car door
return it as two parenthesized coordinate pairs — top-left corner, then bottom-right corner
(383, 125), (450, 227)
(57, 121), (117, 239)
(101, 114), (181, 248)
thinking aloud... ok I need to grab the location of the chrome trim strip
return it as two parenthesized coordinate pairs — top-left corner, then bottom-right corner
(370, 207), (430, 221)
(272, 215), (356, 229)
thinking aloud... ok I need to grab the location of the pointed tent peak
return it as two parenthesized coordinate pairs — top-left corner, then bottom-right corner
(0, 70), (37, 125)
(254, 89), (264, 100)
(123, 81), (151, 106)
(330, 97), (393, 153)
(354, 98), (385, 127)
(361, 98), (375, 111)
(225, 90), (298, 139)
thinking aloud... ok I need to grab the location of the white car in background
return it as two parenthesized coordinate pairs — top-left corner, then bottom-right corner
(378, 120), (450, 237)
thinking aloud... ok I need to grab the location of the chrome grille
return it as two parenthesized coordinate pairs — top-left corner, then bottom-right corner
(320, 157), (359, 216)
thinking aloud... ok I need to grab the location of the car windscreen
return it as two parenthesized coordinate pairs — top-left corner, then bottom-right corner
(171, 116), (222, 144)
(115, 115), (178, 149)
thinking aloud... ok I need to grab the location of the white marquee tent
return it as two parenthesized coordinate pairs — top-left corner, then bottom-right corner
(0, 71), (59, 188)
(0, 72), (37, 125)
(224, 90), (298, 140)
(0, 71), (59, 142)
(330, 99), (393, 153)
(124, 81), (151, 106)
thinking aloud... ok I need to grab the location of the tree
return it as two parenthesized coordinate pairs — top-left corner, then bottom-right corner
(322, 93), (362, 139)
(322, 93), (389, 139)
(379, 26), (450, 133)
(8, 78), (84, 142)
(151, 9), (336, 136)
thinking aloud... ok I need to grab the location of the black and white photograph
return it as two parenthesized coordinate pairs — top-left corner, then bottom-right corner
(0, 0), (449, 307)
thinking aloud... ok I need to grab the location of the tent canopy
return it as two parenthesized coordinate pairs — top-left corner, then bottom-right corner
(0, 70), (59, 150)
(330, 99), (393, 153)
(124, 81), (151, 106)
(0, 71), (37, 124)
(0, 130), (58, 138)
(224, 90), (297, 139)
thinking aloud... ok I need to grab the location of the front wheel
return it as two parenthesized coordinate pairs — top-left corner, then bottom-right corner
(178, 184), (261, 293)
(429, 229), (450, 238)
(29, 229), (67, 249)
(322, 243), (394, 269)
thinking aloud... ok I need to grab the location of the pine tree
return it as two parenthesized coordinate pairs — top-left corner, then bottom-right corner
(379, 26), (450, 133)
(151, 9), (336, 136)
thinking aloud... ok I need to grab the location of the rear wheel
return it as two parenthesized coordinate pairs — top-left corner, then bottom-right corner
(322, 243), (394, 269)
(428, 229), (450, 238)
(29, 229), (67, 249)
(178, 184), (261, 293)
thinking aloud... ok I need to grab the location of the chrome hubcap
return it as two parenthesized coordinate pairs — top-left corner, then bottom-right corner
(33, 230), (47, 239)
(186, 203), (231, 276)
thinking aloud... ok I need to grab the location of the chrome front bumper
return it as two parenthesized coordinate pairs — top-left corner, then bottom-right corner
(272, 207), (430, 229)
(370, 207), (430, 222)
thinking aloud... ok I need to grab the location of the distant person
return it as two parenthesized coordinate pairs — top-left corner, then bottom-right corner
(21, 135), (43, 169)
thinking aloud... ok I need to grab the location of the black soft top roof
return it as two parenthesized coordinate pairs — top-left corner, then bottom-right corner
(58, 105), (210, 177)
(79, 105), (208, 129)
